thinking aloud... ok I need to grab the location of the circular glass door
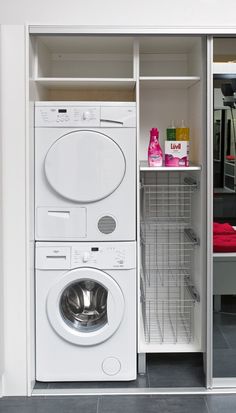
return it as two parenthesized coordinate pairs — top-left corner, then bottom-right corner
(60, 279), (108, 332)
(47, 267), (125, 346)
(44, 130), (126, 203)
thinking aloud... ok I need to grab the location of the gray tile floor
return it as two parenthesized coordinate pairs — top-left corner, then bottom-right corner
(213, 310), (236, 377)
(35, 353), (205, 390)
(1, 394), (236, 413)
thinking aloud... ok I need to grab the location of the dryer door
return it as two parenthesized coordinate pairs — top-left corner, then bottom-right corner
(44, 130), (126, 203)
(47, 267), (125, 346)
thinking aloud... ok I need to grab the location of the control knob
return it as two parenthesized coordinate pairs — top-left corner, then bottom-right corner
(82, 111), (91, 121)
(83, 252), (90, 263)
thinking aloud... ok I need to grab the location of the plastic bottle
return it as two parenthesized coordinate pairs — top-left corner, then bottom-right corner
(148, 127), (163, 167)
(166, 120), (176, 141)
(176, 120), (190, 141)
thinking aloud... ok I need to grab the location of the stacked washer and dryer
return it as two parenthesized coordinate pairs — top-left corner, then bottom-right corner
(34, 102), (137, 381)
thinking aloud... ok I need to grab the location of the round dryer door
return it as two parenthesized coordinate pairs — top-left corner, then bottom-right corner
(44, 130), (126, 203)
(47, 267), (125, 346)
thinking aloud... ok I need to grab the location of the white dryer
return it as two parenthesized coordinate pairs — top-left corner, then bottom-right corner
(35, 241), (136, 381)
(35, 102), (136, 241)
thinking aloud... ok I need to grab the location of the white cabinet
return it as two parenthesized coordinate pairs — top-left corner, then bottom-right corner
(30, 35), (136, 101)
(138, 36), (206, 359)
(29, 33), (207, 374)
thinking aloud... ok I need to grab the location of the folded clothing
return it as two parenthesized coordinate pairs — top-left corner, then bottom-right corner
(213, 222), (236, 252)
(214, 234), (236, 252)
(213, 222), (236, 235)
(226, 155), (236, 161)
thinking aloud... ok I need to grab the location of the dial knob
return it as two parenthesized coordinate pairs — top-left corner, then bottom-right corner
(82, 111), (91, 120)
(83, 252), (90, 263)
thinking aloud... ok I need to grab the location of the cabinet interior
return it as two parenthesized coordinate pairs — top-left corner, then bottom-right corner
(29, 33), (207, 382)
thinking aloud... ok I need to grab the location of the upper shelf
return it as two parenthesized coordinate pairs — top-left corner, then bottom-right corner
(140, 161), (202, 171)
(213, 62), (236, 74)
(34, 78), (136, 91)
(139, 76), (200, 89)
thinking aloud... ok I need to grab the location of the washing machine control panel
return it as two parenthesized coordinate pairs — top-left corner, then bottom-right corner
(71, 243), (135, 269)
(35, 106), (100, 127)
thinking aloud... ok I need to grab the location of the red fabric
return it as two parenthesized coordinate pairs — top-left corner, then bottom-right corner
(214, 234), (236, 252)
(213, 222), (235, 235)
(213, 222), (236, 252)
(226, 155), (236, 161)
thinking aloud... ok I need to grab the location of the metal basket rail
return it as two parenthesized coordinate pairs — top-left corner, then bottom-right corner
(141, 179), (198, 225)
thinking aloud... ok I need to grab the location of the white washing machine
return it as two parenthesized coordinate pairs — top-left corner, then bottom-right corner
(35, 241), (136, 381)
(35, 101), (136, 241)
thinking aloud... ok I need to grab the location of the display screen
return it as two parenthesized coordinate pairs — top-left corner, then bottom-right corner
(58, 109), (67, 113)
(91, 247), (99, 251)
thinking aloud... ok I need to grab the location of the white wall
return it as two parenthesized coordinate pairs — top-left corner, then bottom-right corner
(0, 27), (4, 397)
(0, 0), (236, 28)
(0, 25), (28, 396)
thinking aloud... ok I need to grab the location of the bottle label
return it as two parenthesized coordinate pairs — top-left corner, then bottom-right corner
(176, 127), (189, 141)
(166, 128), (176, 141)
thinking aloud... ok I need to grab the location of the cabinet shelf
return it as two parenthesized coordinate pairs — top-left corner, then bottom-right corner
(213, 62), (236, 74)
(34, 77), (136, 91)
(139, 76), (200, 89)
(140, 161), (202, 171)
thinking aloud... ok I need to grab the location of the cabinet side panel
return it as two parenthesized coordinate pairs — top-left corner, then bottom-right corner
(1, 25), (28, 396)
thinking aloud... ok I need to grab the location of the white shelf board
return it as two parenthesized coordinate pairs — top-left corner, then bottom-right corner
(139, 342), (202, 353)
(34, 77), (136, 90)
(140, 160), (202, 171)
(139, 76), (200, 89)
(213, 62), (236, 74)
(213, 253), (236, 258)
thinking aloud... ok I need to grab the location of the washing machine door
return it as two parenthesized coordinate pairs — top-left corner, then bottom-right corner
(47, 267), (125, 346)
(44, 130), (126, 203)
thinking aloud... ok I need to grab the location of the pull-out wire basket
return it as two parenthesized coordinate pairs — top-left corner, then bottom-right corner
(141, 178), (198, 226)
(141, 221), (199, 345)
(141, 272), (195, 344)
(141, 224), (199, 283)
(140, 174), (200, 345)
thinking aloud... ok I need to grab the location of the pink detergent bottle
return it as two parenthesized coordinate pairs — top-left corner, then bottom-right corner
(148, 127), (163, 167)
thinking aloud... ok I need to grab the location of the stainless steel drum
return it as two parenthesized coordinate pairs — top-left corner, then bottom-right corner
(60, 279), (108, 331)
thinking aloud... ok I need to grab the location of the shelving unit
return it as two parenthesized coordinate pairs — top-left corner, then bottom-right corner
(30, 35), (136, 101)
(29, 32), (207, 383)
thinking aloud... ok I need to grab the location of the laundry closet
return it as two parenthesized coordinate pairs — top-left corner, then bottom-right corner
(2, 26), (236, 396)
(25, 31), (209, 393)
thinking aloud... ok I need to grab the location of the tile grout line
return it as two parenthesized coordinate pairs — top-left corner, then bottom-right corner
(96, 395), (101, 413)
(218, 325), (232, 349)
(146, 359), (151, 389)
(204, 395), (211, 413)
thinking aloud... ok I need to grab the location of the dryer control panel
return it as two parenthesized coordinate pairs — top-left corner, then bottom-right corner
(35, 102), (136, 128)
(35, 105), (100, 127)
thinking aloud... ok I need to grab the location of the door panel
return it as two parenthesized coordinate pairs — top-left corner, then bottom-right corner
(45, 130), (126, 202)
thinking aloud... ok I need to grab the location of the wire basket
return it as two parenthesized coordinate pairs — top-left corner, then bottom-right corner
(141, 224), (199, 283)
(140, 173), (200, 345)
(141, 179), (197, 226)
(141, 271), (195, 344)
(140, 220), (199, 344)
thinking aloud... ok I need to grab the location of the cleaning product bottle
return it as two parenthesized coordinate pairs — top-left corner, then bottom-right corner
(148, 127), (163, 167)
(176, 120), (190, 141)
(166, 120), (176, 141)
